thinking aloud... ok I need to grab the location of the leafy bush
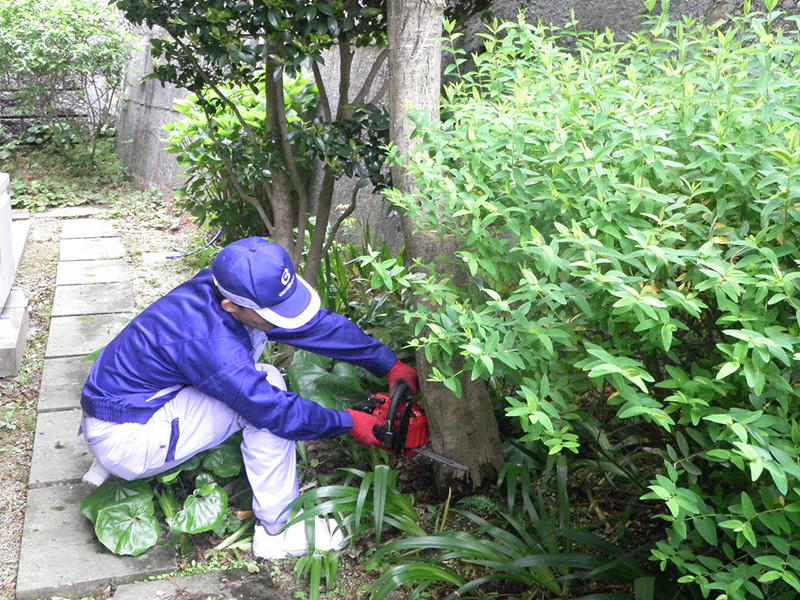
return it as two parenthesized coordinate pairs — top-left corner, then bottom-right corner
(165, 73), (318, 241)
(0, 0), (134, 155)
(165, 71), (391, 252)
(315, 239), (416, 361)
(383, 5), (800, 599)
(80, 439), (249, 556)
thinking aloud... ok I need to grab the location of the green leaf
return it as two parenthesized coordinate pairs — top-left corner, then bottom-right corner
(716, 361), (740, 379)
(740, 492), (756, 520)
(80, 479), (154, 524)
(783, 571), (800, 592)
(94, 495), (160, 556)
(169, 484), (228, 534)
(694, 516), (718, 545)
(373, 465), (389, 545)
(370, 563), (464, 600)
(202, 444), (244, 478)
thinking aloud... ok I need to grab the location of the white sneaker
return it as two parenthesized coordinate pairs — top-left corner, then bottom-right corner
(252, 516), (346, 559)
(82, 458), (111, 487)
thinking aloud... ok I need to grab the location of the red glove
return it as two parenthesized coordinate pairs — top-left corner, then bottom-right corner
(386, 360), (419, 395)
(346, 409), (382, 447)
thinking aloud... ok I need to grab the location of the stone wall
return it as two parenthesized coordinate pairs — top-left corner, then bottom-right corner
(115, 32), (188, 191)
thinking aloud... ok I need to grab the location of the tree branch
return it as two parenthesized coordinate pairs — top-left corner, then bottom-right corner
(351, 47), (388, 107)
(311, 61), (331, 123)
(336, 41), (354, 119)
(370, 77), (389, 105)
(268, 66), (311, 258)
(322, 183), (361, 255)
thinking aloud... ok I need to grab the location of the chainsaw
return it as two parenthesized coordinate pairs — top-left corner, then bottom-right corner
(353, 381), (469, 471)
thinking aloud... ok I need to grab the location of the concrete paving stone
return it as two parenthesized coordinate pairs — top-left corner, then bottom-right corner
(29, 409), (90, 488)
(45, 313), (132, 359)
(60, 237), (126, 262)
(16, 484), (177, 600)
(38, 357), (93, 413)
(36, 205), (110, 218)
(61, 218), (117, 239)
(52, 282), (135, 317)
(56, 259), (131, 286)
(110, 568), (281, 600)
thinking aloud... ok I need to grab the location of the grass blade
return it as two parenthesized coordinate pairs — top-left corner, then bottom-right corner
(370, 563), (464, 600)
(373, 464), (389, 544)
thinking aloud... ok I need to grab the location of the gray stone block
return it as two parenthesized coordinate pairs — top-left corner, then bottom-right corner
(0, 287), (29, 377)
(57, 259), (131, 286)
(38, 357), (94, 412)
(11, 217), (30, 274)
(45, 313), (131, 358)
(111, 569), (281, 600)
(61, 218), (117, 239)
(60, 237), (126, 261)
(29, 409), (90, 488)
(16, 484), (176, 600)
(52, 282), (135, 317)
(37, 206), (109, 218)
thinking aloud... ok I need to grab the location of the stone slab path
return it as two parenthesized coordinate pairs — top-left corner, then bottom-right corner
(16, 217), (179, 600)
(15, 213), (281, 600)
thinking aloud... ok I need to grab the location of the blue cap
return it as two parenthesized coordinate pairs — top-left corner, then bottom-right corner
(212, 237), (320, 329)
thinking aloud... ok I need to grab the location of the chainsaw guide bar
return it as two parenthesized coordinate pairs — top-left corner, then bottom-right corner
(353, 382), (470, 472)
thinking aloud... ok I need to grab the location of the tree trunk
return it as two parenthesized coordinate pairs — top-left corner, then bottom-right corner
(387, 0), (504, 496)
(304, 165), (336, 282)
(264, 60), (297, 257)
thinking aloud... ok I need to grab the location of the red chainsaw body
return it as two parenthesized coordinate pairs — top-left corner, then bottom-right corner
(363, 393), (429, 455)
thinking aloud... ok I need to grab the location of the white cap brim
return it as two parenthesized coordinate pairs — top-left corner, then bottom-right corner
(214, 274), (321, 329)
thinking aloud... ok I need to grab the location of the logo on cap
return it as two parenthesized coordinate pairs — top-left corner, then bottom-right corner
(279, 268), (295, 298)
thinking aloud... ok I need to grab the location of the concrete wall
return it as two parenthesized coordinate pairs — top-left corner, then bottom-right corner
(459, 0), (798, 49)
(115, 32), (188, 191)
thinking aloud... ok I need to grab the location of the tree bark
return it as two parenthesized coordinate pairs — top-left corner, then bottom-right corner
(264, 58), (296, 257)
(387, 0), (504, 495)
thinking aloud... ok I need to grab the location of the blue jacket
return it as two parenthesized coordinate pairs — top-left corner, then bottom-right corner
(81, 269), (398, 440)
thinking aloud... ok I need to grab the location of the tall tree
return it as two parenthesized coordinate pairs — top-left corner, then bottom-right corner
(387, 0), (504, 494)
(114, 0), (390, 280)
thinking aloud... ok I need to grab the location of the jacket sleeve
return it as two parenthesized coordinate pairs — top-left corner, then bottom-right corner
(167, 336), (353, 440)
(265, 309), (398, 376)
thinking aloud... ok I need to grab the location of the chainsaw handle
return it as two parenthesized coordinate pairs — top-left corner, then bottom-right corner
(384, 380), (411, 434)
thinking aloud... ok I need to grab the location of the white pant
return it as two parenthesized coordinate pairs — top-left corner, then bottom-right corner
(82, 364), (298, 527)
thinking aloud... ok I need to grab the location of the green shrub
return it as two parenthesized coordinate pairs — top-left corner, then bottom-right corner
(80, 439), (248, 557)
(383, 6), (800, 599)
(165, 73), (318, 241)
(0, 0), (134, 155)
